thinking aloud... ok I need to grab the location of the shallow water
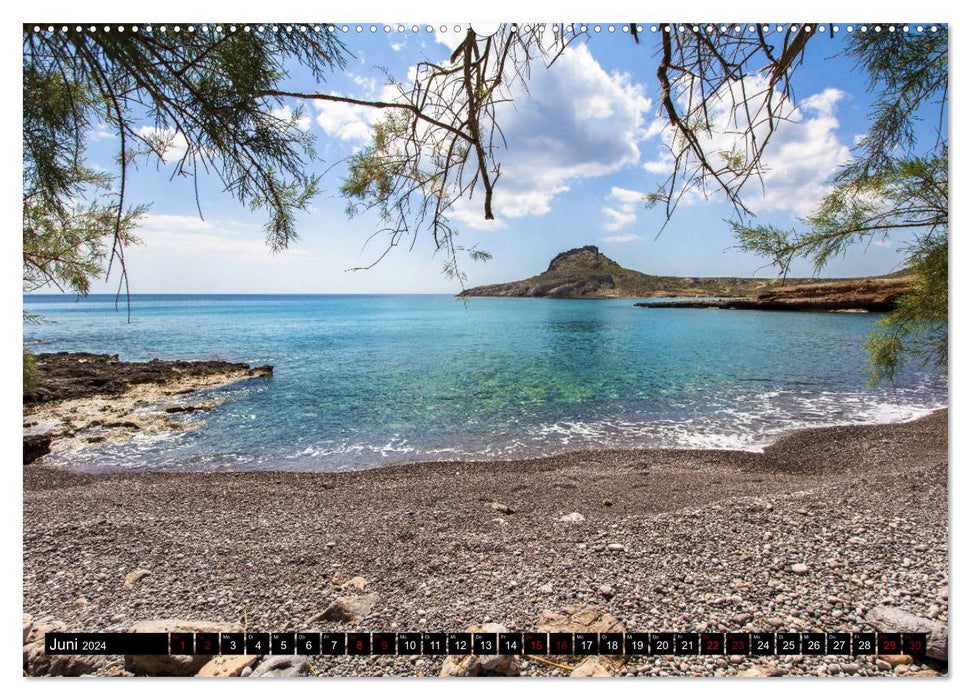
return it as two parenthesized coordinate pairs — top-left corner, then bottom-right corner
(23, 294), (947, 472)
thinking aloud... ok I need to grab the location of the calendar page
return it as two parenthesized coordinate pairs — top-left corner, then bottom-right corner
(21, 13), (949, 681)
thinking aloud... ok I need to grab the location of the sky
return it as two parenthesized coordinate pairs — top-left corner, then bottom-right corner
(72, 23), (944, 295)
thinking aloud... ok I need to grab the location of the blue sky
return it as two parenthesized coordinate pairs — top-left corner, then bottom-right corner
(78, 24), (942, 294)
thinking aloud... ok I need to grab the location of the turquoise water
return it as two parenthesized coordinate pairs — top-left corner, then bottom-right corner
(23, 294), (947, 472)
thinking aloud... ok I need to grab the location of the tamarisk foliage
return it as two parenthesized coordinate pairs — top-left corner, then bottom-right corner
(731, 26), (947, 382)
(24, 24), (348, 305)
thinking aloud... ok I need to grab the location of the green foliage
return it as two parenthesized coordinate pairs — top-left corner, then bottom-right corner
(23, 26), (349, 299)
(866, 236), (947, 384)
(441, 245), (493, 283)
(22, 59), (139, 295)
(23, 196), (145, 295)
(23, 348), (38, 397)
(840, 26), (948, 182)
(643, 190), (666, 209)
(340, 109), (492, 285)
(730, 223), (797, 281)
(733, 27), (948, 382)
(340, 112), (413, 218)
(718, 149), (745, 174)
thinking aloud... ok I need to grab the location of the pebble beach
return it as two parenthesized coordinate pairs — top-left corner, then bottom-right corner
(23, 409), (948, 676)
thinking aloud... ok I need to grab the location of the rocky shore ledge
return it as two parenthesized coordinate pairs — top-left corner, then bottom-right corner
(634, 278), (911, 313)
(23, 352), (273, 464)
(23, 410), (948, 677)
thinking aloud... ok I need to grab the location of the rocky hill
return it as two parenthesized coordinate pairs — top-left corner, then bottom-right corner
(460, 245), (889, 299)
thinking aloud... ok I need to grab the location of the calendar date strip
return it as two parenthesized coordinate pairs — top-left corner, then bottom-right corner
(45, 631), (926, 657)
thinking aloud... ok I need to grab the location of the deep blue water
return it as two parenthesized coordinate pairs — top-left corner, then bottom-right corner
(23, 294), (947, 472)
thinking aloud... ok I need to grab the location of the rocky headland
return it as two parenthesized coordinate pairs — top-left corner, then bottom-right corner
(23, 352), (273, 464)
(459, 245), (909, 303)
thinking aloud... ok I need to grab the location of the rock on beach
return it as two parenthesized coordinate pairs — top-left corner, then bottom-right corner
(866, 606), (948, 661)
(125, 620), (241, 676)
(123, 568), (151, 589)
(440, 623), (519, 677)
(570, 658), (612, 677)
(196, 655), (260, 677)
(309, 593), (378, 624)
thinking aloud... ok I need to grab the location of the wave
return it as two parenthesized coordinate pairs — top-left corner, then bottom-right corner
(43, 382), (946, 473)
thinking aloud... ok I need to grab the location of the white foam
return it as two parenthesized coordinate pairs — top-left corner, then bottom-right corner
(55, 383), (947, 473)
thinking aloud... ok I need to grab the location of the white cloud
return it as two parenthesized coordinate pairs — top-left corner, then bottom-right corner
(601, 186), (645, 231)
(602, 233), (641, 243)
(137, 126), (188, 164)
(448, 196), (508, 231)
(308, 42), (652, 230)
(642, 154), (674, 175)
(640, 78), (852, 217)
(311, 72), (396, 143)
(138, 213), (215, 233)
(89, 124), (115, 141)
(451, 44), (652, 228)
(134, 214), (313, 262)
(434, 27), (466, 50)
(270, 104), (311, 133)
(801, 88), (843, 117)
(753, 88), (851, 215)
(94, 213), (334, 293)
(351, 73), (379, 95)
(313, 97), (376, 142)
(644, 117), (667, 140)
(602, 207), (638, 231)
(607, 187), (644, 204)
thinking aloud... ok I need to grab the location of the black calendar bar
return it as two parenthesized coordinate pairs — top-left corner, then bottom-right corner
(45, 632), (168, 655)
(42, 631), (926, 657)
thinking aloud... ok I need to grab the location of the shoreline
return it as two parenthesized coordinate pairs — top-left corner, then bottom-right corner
(36, 402), (948, 476)
(364, 404), (950, 475)
(24, 410), (948, 676)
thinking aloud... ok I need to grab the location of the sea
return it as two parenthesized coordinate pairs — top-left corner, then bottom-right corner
(23, 294), (948, 473)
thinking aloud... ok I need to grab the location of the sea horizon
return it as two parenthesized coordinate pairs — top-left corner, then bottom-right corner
(22, 270), (903, 300)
